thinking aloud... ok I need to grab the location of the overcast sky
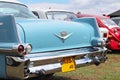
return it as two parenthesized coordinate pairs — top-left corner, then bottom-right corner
(17, 0), (120, 15)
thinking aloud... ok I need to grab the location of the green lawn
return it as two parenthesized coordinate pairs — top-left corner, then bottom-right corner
(52, 52), (120, 80)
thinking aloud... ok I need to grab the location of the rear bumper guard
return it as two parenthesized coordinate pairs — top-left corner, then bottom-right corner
(29, 53), (107, 75)
(6, 47), (107, 79)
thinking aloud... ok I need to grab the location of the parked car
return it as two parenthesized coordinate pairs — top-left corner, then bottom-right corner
(0, 1), (107, 79)
(111, 17), (120, 27)
(32, 10), (108, 42)
(76, 13), (120, 50)
(32, 9), (77, 20)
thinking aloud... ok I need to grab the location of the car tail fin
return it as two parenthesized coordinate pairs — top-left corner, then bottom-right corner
(0, 15), (19, 43)
(73, 17), (100, 37)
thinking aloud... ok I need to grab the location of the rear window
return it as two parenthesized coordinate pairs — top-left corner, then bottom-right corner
(101, 18), (118, 28)
(46, 11), (77, 21)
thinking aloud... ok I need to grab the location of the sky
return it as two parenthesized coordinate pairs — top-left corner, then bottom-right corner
(16, 0), (120, 15)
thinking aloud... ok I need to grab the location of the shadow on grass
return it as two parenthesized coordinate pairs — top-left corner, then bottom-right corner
(108, 50), (120, 54)
(0, 76), (76, 80)
(27, 75), (76, 80)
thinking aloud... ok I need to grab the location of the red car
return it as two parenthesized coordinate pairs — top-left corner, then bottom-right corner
(76, 13), (120, 50)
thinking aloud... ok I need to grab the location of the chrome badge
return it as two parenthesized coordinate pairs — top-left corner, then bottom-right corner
(55, 31), (73, 42)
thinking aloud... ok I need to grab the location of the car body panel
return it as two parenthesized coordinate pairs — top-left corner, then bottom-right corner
(16, 19), (98, 53)
(0, 54), (6, 78)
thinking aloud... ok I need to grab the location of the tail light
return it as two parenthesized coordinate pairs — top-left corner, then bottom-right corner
(25, 44), (32, 54)
(103, 33), (108, 38)
(17, 44), (32, 55)
(18, 45), (24, 53)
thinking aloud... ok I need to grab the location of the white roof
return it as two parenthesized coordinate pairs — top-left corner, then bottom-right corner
(32, 9), (75, 14)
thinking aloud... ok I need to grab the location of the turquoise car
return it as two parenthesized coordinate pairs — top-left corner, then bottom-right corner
(0, 1), (107, 79)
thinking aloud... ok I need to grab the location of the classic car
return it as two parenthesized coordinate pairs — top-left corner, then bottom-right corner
(32, 9), (77, 20)
(111, 17), (120, 27)
(0, 1), (107, 79)
(76, 13), (120, 51)
(32, 10), (108, 41)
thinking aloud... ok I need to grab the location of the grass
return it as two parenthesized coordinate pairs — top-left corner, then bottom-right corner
(22, 52), (120, 80)
(51, 52), (120, 80)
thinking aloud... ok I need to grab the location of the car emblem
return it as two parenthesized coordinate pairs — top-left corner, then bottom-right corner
(55, 31), (73, 43)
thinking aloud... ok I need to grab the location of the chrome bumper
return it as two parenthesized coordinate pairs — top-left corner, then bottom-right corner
(6, 47), (107, 79)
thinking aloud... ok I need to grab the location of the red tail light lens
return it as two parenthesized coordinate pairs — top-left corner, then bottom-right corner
(18, 45), (24, 53)
(17, 44), (32, 55)
(22, 52), (27, 55)
(103, 33), (107, 38)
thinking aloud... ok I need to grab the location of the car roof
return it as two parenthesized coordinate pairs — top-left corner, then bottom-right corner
(0, 0), (27, 7)
(0, 0), (21, 3)
(32, 9), (75, 14)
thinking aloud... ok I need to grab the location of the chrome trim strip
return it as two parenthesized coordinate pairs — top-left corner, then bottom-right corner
(0, 48), (12, 52)
(26, 47), (106, 61)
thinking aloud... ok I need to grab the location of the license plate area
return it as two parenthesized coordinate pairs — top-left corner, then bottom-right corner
(61, 57), (76, 72)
